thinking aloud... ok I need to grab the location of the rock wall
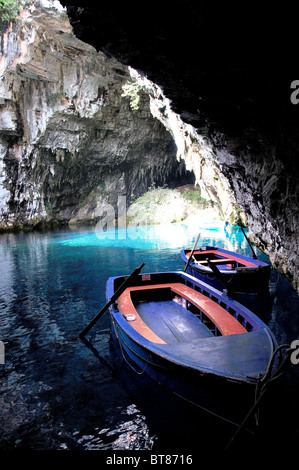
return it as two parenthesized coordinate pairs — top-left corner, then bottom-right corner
(0, 3), (194, 230)
(61, 1), (299, 293)
(129, 68), (242, 224)
(215, 141), (299, 292)
(0, 2), (298, 292)
(142, 68), (298, 291)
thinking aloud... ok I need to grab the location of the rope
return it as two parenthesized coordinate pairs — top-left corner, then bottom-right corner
(225, 343), (293, 451)
(172, 392), (255, 434)
(254, 343), (292, 425)
(269, 270), (281, 286)
(112, 318), (255, 434)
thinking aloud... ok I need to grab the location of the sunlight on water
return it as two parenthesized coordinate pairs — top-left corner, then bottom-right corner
(55, 220), (248, 253)
(0, 220), (298, 452)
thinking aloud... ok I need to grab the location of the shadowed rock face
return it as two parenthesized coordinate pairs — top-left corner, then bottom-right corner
(0, 2), (298, 291)
(60, 1), (299, 291)
(0, 5), (194, 229)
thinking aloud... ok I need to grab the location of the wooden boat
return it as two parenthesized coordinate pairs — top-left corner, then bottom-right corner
(107, 270), (278, 426)
(180, 245), (271, 295)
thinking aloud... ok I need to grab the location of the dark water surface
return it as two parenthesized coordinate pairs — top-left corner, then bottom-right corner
(0, 222), (298, 459)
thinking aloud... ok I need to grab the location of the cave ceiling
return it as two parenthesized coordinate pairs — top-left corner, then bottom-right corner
(61, 2), (299, 174)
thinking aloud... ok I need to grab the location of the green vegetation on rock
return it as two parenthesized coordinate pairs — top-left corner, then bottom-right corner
(126, 185), (216, 226)
(121, 81), (142, 110)
(0, 0), (21, 23)
(181, 187), (207, 205)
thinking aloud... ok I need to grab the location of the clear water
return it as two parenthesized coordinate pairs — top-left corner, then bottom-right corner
(0, 221), (298, 455)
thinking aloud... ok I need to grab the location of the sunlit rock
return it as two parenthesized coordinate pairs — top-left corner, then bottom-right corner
(0, 1), (298, 292)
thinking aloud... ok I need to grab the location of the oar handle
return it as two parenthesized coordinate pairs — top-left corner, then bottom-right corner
(184, 232), (200, 272)
(240, 227), (257, 259)
(78, 263), (145, 338)
(206, 258), (232, 296)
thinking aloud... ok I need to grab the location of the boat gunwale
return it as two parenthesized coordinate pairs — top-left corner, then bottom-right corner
(181, 246), (270, 275)
(120, 282), (248, 338)
(107, 271), (277, 381)
(111, 312), (275, 383)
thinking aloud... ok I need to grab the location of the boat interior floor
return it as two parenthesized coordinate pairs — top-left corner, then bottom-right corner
(135, 299), (273, 378)
(156, 329), (273, 379)
(136, 299), (214, 344)
(190, 250), (256, 268)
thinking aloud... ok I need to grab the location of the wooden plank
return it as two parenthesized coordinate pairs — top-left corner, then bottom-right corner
(186, 249), (219, 258)
(186, 249), (256, 267)
(159, 329), (271, 379)
(136, 300), (214, 343)
(118, 283), (247, 340)
(169, 284), (247, 336)
(195, 258), (237, 266)
(117, 289), (166, 344)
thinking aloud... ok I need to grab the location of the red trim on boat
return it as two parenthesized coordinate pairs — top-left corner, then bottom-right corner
(117, 283), (247, 343)
(117, 288), (166, 344)
(186, 250), (256, 267)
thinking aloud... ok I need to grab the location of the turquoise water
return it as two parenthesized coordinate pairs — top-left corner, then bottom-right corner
(0, 221), (298, 455)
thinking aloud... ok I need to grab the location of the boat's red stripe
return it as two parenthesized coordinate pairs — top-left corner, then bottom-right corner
(117, 289), (166, 344)
(169, 283), (247, 335)
(117, 283), (247, 343)
(186, 250), (256, 267)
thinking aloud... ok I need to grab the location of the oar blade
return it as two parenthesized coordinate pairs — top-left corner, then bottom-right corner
(78, 263), (145, 338)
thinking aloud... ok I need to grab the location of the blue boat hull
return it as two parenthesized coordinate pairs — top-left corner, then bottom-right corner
(181, 246), (271, 295)
(185, 263), (270, 294)
(111, 320), (261, 425)
(107, 271), (278, 426)
(181, 246), (272, 315)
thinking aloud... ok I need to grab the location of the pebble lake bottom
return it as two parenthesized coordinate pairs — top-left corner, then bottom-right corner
(0, 222), (298, 460)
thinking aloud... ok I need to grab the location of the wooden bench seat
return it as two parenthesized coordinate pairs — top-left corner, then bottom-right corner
(186, 249), (256, 267)
(117, 283), (247, 343)
(168, 284), (247, 336)
(194, 258), (237, 266)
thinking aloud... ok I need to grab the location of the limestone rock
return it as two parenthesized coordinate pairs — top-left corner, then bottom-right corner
(0, 2), (298, 292)
(0, 2), (192, 230)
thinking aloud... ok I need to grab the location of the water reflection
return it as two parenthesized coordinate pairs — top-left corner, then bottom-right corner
(0, 222), (298, 452)
(74, 404), (155, 450)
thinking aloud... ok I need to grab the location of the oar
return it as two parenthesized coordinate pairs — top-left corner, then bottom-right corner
(184, 232), (200, 272)
(78, 262), (145, 339)
(239, 226), (257, 259)
(206, 258), (234, 298)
